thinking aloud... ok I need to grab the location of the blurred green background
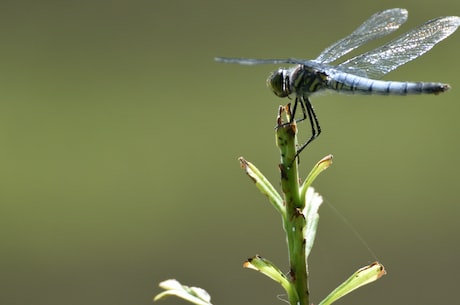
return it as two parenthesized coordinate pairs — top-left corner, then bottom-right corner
(1, 1), (459, 305)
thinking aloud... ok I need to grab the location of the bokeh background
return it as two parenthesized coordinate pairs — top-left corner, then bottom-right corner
(1, 1), (459, 305)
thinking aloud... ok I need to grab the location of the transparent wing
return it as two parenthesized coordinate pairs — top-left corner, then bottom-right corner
(338, 16), (460, 79)
(315, 8), (408, 63)
(215, 57), (320, 67)
(214, 57), (298, 65)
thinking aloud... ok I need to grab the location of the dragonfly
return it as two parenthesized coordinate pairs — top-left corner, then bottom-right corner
(215, 8), (460, 156)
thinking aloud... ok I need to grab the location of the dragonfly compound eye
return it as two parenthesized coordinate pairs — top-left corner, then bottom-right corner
(267, 69), (290, 97)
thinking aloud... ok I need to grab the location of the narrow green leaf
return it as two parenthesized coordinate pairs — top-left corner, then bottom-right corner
(300, 155), (333, 201)
(239, 157), (284, 216)
(318, 262), (386, 305)
(244, 255), (299, 304)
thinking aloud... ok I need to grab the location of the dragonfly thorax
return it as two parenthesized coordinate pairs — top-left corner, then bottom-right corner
(268, 65), (329, 98)
(267, 68), (291, 98)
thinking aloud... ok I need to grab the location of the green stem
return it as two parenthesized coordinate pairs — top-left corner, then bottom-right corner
(276, 106), (309, 305)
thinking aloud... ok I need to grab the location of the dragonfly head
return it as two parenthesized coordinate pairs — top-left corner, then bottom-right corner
(267, 68), (290, 98)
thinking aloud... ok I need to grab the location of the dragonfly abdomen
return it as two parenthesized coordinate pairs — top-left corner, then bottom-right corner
(329, 73), (450, 95)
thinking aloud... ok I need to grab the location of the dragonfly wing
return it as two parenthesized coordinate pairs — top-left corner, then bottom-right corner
(338, 16), (460, 79)
(315, 8), (408, 63)
(214, 57), (299, 65)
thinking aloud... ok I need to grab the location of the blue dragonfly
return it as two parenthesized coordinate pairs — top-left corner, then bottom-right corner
(215, 8), (460, 156)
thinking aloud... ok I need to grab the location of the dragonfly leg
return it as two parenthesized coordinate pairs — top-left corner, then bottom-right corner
(290, 96), (307, 124)
(294, 97), (321, 158)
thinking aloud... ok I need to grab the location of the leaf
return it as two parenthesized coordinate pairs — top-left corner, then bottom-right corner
(303, 187), (323, 259)
(239, 157), (284, 216)
(244, 255), (299, 303)
(318, 262), (386, 305)
(154, 279), (212, 305)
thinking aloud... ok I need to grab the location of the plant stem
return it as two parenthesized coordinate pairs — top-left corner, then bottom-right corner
(276, 105), (309, 305)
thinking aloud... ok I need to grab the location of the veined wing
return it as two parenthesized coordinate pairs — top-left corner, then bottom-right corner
(338, 16), (460, 79)
(315, 8), (408, 63)
(214, 57), (298, 65)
